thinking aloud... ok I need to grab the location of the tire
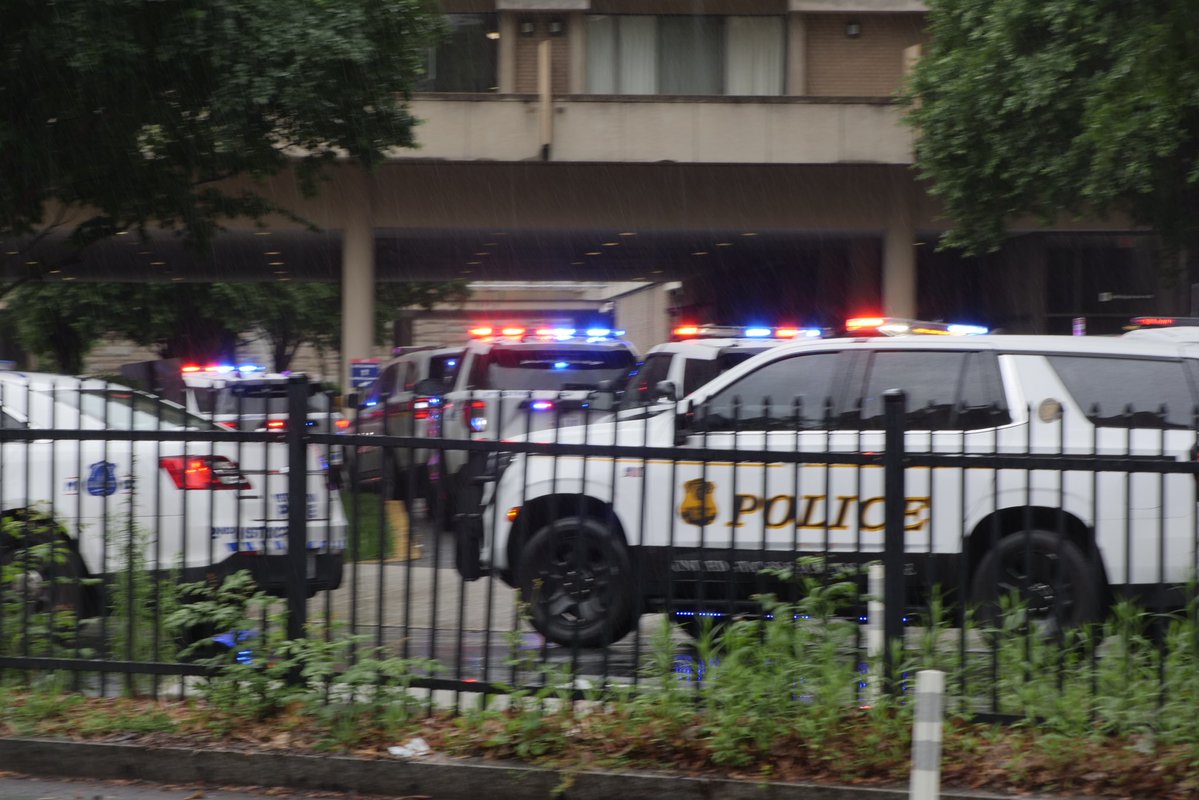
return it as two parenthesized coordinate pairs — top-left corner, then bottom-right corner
(0, 536), (85, 618)
(969, 529), (1102, 637)
(517, 516), (637, 648)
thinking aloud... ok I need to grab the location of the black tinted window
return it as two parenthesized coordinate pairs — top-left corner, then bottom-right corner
(1049, 356), (1195, 429)
(428, 353), (461, 384)
(682, 358), (721, 397)
(852, 351), (1008, 430)
(620, 353), (673, 409)
(477, 348), (636, 391)
(702, 352), (843, 430)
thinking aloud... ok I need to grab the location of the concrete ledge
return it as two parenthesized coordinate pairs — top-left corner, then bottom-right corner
(0, 737), (1019, 800)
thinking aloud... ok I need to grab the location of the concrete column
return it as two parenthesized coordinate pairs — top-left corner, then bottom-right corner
(882, 176), (916, 318)
(568, 11), (585, 94)
(498, 13), (517, 93)
(341, 168), (375, 390)
(786, 13), (807, 96)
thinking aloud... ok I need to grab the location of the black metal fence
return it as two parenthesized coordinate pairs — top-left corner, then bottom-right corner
(3, 376), (1199, 719)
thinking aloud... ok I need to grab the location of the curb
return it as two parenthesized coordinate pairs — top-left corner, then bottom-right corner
(0, 738), (1022, 800)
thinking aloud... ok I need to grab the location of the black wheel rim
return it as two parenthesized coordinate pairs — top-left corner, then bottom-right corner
(994, 546), (1075, 633)
(534, 536), (617, 630)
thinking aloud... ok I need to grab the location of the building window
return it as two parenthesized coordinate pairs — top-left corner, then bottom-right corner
(586, 15), (784, 96)
(418, 14), (499, 93)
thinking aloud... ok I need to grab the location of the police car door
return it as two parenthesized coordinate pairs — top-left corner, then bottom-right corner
(671, 349), (851, 576)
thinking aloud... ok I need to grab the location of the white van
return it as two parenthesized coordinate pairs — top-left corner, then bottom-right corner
(457, 333), (1199, 647)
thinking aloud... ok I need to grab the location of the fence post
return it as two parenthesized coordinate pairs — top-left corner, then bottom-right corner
(909, 669), (946, 800)
(864, 563), (884, 706)
(286, 374), (309, 643)
(882, 389), (906, 694)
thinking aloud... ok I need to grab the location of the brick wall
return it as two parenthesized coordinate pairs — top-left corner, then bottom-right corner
(513, 14), (571, 94)
(804, 13), (926, 97)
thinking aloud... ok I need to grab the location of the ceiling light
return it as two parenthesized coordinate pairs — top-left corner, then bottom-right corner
(5, 251), (18, 256)
(115, 230), (128, 236)
(585, 251), (602, 256)
(692, 251), (709, 256)
(716, 242), (734, 247)
(483, 242), (499, 246)
(150, 261), (166, 266)
(461, 269), (473, 274)
(619, 232), (637, 237)
(24, 260), (37, 266)
(474, 252), (489, 256)
(602, 242), (620, 247)
(741, 232), (759, 237)
(254, 230), (271, 236)
(170, 277), (183, 282)
(651, 269), (664, 274)
(264, 251), (281, 256)
(268, 261), (285, 267)
(571, 261), (585, 266)
(467, 261), (482, 266)
(48, 269), (61, 274)
(486, 31), (500, 40)
(273, 270), (288, 275)
(63, 276), (77, 281)
(138, 250), (151, 255)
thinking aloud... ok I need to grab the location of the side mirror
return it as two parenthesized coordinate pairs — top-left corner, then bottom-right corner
(414, 378), (446, 397)
(654, 380), (678, 403)
(588, 379), (618, 412)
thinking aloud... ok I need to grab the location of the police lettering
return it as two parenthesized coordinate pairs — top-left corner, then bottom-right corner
(719, 492), (930, 532)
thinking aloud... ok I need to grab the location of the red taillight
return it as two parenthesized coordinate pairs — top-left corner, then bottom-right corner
(464, 399), (487, 432)
(413, 396), (433, 421)
(160, 456), (251, 490)
(335, 418), (350, 430)
(846, 317), (885, 331)
(216, 421), (237, 431)
(266, 419), (287, 430)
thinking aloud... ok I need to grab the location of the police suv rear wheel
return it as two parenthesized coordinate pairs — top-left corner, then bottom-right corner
(0, 538), (85, 618)
(518, 516), (636, 648)
(970, 530), (1101, 637)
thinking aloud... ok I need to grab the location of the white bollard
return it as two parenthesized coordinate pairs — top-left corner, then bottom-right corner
(909, 669), (946, 800)
(864, 563), (884, 706)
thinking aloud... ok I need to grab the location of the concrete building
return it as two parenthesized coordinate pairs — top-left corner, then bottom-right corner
(16, 0), (1159, 383)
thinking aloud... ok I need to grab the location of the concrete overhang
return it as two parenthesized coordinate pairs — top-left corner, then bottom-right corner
(496, 0), (590, 9)
(789, 0), (927, 11)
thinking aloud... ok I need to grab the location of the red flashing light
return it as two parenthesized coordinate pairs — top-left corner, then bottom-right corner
(160, 456), (251, 490)
(674, 326), (700, 338)
(774, 328), (801, 339)
(1134, 317), (1176, 327)
(335, 418), (350, 430)
(182, 364), (201, 373)
(469, 326), (494, 337)
(500, 327), (525, 337)
(265, 419), (287, 430)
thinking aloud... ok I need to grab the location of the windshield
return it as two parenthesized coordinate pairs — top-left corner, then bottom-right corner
(620, 353), (674, 409)
(474, 347), (636, 391)
(47, 389), (221, 431)
(213, 383), (331, 417)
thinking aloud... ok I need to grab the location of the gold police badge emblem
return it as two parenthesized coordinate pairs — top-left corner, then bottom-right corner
(679, 479), (718, 526)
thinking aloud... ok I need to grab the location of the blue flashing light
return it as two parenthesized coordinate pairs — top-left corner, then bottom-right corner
(743, 327), (772, 338)
(948, 323), (988, 336)
(530, 400), (554, 411)
(446, 359), (458, 368)
(552, 328), (576, 338)
(212, 364), (236, 374)
(553, 361), (569, 370)
(238, 364), (261, 373)
(585, 328), (611, 338)
(800, 328), (824, 338)
(469, 417), (487, 433)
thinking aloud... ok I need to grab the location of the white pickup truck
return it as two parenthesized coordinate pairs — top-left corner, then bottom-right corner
(426, 328), (637, 525)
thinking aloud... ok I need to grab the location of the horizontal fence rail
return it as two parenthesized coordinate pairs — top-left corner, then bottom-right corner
(1, 378), (1197, 726)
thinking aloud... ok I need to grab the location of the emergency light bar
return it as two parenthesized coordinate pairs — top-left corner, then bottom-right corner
(671, 325), (824, 341)
(182, 363), (263, 375)
(843, 317), (988, 337)
(468, 326), (626, 341)
(1128, 316), (1199, 329)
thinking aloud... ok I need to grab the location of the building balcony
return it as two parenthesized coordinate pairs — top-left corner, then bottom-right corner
(397, 94), (914, 165)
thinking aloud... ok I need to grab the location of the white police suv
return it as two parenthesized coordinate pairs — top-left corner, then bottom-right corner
(0, 372), (346, 616)
(457, 327), (1199, 647)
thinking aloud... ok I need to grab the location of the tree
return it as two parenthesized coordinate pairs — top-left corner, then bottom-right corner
(1, 0), (442, 291)
(904, 0), (1199, 301)
(5, 283), (129, 373)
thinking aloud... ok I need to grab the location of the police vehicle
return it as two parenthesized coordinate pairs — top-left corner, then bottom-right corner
(0, 372), (346, 616)
(619, 325), (824, 411)
(347, 345), (463, 497)
(457, 325), (1196, 647)
(180, 363), (347, 434)
(431, 327), (637, 522)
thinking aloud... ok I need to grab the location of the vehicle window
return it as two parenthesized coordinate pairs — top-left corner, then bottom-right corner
(0, 408), (24, 429)
(190, 386), (219, 414)
(851, 351), (1008, 430)
(700, 351), (843, 431)
(402, 362), (418, 392)
(1049, 355), (1195, 429)
(620, 353), (674, 409)
(215, 383), (329, 416)
(48, 389), (220, 431)
(682, 357), (721, 397)
(428, 353), (461, 386)
(476, 348), (637, 391)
